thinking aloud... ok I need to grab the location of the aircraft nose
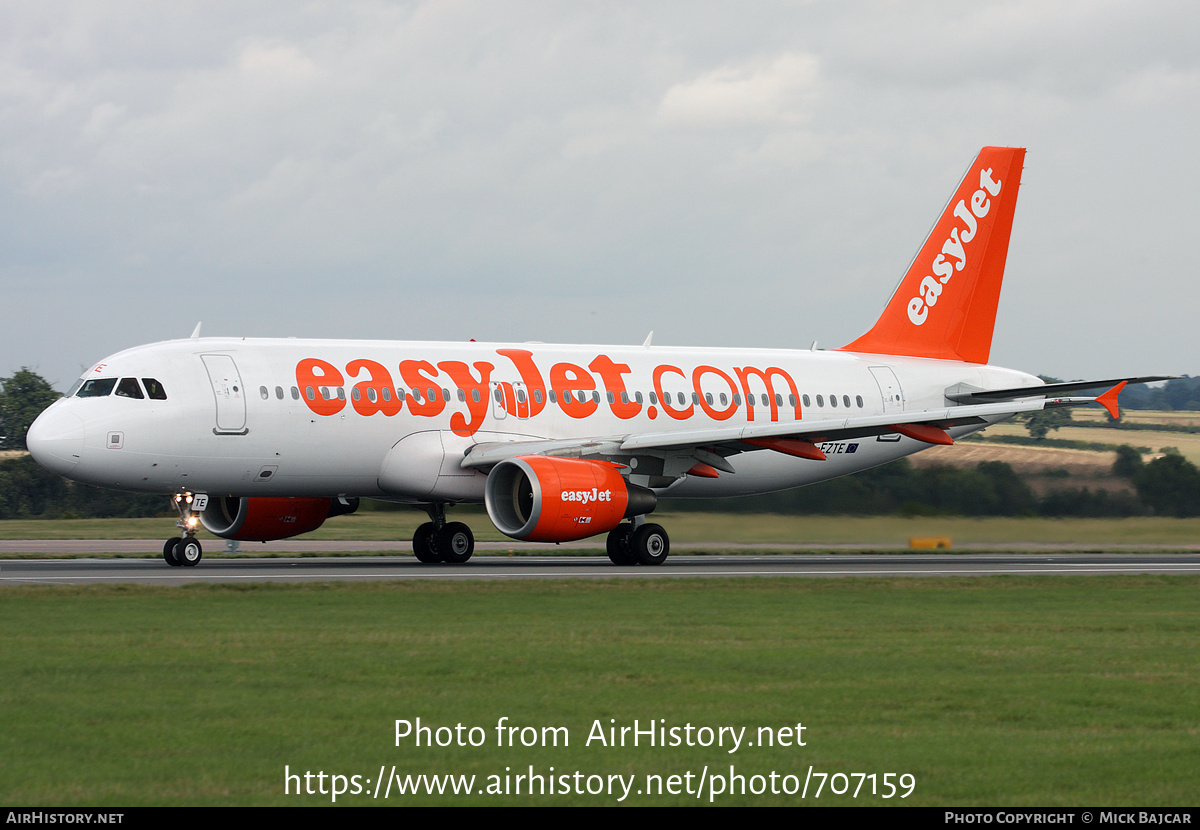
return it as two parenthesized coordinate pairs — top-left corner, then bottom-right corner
(26, 406), (85, 476)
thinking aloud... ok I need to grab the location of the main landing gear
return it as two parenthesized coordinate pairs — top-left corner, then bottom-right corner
(606, 520), (670, 566)
(163, 492), (205, 567)
(412, 503), (475, 565)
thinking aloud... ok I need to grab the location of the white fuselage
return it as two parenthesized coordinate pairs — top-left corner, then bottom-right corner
(28, 337), (1037, 503)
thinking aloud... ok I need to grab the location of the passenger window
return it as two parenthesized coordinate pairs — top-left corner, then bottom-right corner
(381, 388), (391, 402)
(592, 391), (600, 403)
(494, 388), (503, 402)
(472, 389), (481, 403)
(856, 395), (864, 408)
(336, 388), (346, 401)
(734, 393), (741, 406)
(306, 386), (315, 401)
(719, 393), (727, 406)
(830, 395), (838, 408)
(116, 378), (144, 399)
(457, 388), (466, 402)
(533, 389), (543, 404)
(621, 391), (629, 405)
(802, 394), (811, 407)
(789, 394), (796, 407)
(260, 386), (269, 400)
(142, 378), (167, 400)
(775, 393), (783, 407)
(518, 389), (527, 403)
(549, 389), (557, 403)
(678, 393), (686, 406)
(607, 391), (615, 404)
(816, 395), (824, 407)
(761, 394), (769, 407)
(275, 386), (284, 400)
(649, 392), (657, 405)
(635, 391), (643, 405)
(705, 393), (713, 405)
(396, 388), (406, 402)
(843, 395), (851, 408)
(291, 387), (300, 400)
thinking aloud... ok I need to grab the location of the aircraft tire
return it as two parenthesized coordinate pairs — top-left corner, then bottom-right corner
(606, 524), (637, 565)
(412, 522), (442, 563)
(438, 522), (475, 564)
(179, 538), (203, 567)
(630, 523), (669, 566)
(163, 538), (183, 567)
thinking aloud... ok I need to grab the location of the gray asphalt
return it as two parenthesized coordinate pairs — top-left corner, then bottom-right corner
(4, 551), (1200, 586)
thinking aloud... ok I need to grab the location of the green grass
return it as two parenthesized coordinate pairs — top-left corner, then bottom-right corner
(1, 577), (1197, 806)
(5, 512), (1200, 549)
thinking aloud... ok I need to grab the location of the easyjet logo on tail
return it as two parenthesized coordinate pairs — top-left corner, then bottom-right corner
(907, 167), (1003, 326)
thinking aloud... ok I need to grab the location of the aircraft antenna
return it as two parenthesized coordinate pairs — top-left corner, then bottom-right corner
(190, 322), (202, 339)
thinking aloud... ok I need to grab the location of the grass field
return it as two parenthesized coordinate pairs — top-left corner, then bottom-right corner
(1, 577), (1196, 806)
(5, 512), (1200, 549)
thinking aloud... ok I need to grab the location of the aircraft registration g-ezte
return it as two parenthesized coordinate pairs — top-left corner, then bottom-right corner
(27, 147), (1164, 567)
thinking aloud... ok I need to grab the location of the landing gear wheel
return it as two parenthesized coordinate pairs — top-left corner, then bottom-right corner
(437, 522), (475, 564)
(412, 522), (442, 563)
(606, 524), (637, 565)
(163, 537), (183, 567)
(630, 523), (669, 566)
(178, 538), (203, 567)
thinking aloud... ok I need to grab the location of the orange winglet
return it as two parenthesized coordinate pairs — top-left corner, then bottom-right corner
(687, 463), (721, 478)
(1096, 381), (1127, 420)
(889, 424), (954, 446)
(742, 438), (828, 461)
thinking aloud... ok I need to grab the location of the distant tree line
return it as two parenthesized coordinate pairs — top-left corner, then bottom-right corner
(663, 450), (1200, 518)
(0, 455), (167, 520)
(1121, 376), (1200, 411)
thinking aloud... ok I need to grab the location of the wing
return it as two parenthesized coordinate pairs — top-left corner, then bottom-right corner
(461, 380), (1147, 480)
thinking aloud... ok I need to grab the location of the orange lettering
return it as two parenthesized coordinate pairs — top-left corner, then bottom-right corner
(550, 362), (598, 419)
(589, 354), (641, 420)
(496, 349), (547, 417)
(438, 360), (494, 436)
(296, 358), (346, 416)
(399, 360), (445, 417)
(346, 359), (402, 417)
(693, 365), (739, 421)
(735, 366), (801, 422)
(653, 365), (693, 420)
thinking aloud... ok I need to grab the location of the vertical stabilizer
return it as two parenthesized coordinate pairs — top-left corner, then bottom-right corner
(841, 146), (1025, 364)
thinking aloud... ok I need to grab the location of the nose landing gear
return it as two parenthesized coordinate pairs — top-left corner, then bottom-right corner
(164, 492), (206, 567)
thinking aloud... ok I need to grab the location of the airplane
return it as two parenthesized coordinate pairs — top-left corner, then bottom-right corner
(26, 146), (1167, 567)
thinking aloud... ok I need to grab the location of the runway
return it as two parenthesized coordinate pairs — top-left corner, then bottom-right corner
(4, 551), (1200, 586)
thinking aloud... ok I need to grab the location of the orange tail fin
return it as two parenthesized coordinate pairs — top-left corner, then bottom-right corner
(841, 146), (1025, 364)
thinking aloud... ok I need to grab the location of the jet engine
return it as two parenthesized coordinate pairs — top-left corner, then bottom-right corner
(199, 496), (359, 542)
(484, 456), (656, 542)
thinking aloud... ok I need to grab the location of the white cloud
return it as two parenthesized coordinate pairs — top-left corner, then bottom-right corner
(657, 53), (820, 129)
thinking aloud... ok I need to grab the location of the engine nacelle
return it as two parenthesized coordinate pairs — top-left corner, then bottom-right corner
(485, 456), (656, 542)
(200, 496), (359, 542)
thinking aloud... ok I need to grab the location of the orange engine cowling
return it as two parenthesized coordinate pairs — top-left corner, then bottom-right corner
(199, 496), (359, 542)
(485, 456), (656, 543)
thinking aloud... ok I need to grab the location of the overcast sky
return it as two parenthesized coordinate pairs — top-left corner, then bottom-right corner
(2, 1), (1197, 390)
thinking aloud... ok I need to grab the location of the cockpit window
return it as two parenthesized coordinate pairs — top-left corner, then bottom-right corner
(65, 379), (84, 398)
(142, 378), (167, 400)
(115, 378), (145, 399)
(76, 378), (118, 398)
